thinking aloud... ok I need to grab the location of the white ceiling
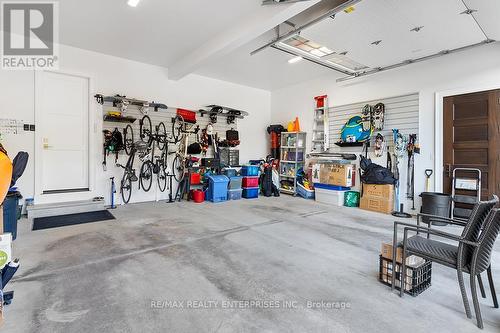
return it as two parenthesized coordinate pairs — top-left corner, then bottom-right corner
(59, 0), (262, 67)
(301, 0), (484, 69)
(58, 0), (500, 91)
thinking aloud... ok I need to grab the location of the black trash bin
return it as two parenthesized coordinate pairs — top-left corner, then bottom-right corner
(3, 191), (22, 240)
(420, 192), (452, 226)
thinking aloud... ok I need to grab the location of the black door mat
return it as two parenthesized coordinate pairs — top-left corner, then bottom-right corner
(32, 210), (115, 231)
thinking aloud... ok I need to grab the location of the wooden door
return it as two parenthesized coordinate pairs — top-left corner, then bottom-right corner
(443, 89), (500, 200)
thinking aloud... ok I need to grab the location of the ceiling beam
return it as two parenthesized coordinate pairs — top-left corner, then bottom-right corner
(168, 0), (321, 81)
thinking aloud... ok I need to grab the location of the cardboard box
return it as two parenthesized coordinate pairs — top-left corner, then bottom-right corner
(362, 184), (394, 199)
(381, 243), (426, 267)
(314, 163), (355, 187)
(360, 196), (393, 214)
(381, 242), (402, 263)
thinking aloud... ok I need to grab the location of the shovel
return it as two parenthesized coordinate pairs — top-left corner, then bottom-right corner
(425, 169), (433, 192)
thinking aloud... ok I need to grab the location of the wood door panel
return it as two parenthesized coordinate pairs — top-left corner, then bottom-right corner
(443, 89), (500, 200)
(454, 125), (488, 142)
(454, 149), (488, 166)
(454, 100), (488, 119)
(454, 118), (490, 127)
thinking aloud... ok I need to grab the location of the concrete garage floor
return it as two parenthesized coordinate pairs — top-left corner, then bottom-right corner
(3, 196), (500, 332)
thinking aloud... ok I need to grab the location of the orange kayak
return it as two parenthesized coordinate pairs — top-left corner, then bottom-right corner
(0, 151), (12, 203)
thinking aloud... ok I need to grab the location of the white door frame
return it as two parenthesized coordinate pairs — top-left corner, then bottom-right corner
(434, 83), (500, 192)
(34, 69), (97, 204)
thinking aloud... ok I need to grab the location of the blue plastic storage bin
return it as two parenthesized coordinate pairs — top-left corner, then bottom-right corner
(297, 183), (315, 199)
(227, 189), (243, 200)
(313, 183), (351, 191)
(241, 165), (259, 177)
(242, 187), (259, 199)
(206, 175), (230, 203)
(228, 176), (243, 190)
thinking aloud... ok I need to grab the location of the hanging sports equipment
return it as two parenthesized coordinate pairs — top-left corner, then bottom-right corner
(394, 131), (407, 159)
(406, 134), (417, 210)
(340, 116), (372, 143)
(361, 104), (373, 130)
(374, 133), (385, 157)
(372, 103), (385, 130)
(102, 128), (124, 170)
(391, 129), (411, 218)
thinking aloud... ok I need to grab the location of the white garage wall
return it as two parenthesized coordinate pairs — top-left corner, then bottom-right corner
(0, 44), (271, 205)
(270, 43), (500, 211)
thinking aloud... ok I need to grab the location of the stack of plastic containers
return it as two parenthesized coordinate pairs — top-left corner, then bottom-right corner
(241, 165), (260, 199)
(228, 176), (243, 200)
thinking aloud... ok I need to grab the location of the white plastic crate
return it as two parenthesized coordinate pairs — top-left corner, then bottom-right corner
(315, 188), (347, 206)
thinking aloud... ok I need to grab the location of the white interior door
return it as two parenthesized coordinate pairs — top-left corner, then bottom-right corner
(38, 71), (89, 193)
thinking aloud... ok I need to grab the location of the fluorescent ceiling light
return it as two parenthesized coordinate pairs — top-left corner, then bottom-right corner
(319, 47), (333, 54)
(127, 0), (140, 7)
(310, 49), (327, 57)
(288, 56), (303, 64)
(278, 36), (369, 73)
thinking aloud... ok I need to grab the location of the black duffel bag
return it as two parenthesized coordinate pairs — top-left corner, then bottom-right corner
(359, 155), (396, 185)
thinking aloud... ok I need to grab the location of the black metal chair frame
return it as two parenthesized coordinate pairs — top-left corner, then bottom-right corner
(391, 196), (499, 329)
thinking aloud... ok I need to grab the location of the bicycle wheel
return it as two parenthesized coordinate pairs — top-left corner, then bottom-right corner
(139, 160), (154, 192)
(157, 165), (167, 192)
(123, 125), (134, 156)
(172, 154), (185, 182)
(156, 122), (167, 151)
(121, 174), (132, 204)
(171, 115), (184, 143)
(140, 115), (152, 142)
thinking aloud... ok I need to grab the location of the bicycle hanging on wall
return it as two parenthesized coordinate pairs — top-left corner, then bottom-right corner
(137, 115), (170, 192)
(169, 115), (200, 183)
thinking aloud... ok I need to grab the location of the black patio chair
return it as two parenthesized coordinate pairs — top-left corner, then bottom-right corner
(393, 198), (499, 329)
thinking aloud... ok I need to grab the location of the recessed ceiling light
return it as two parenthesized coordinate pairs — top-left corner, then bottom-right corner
(127, 0), (141, 7)
(288, 56), (303, 64)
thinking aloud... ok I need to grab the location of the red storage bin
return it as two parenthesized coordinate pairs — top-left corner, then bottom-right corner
(191, 189), (205, 203)
(190, 172), (201, 185)
(177, 108), (197, 123)
(242, 176), (259, 188)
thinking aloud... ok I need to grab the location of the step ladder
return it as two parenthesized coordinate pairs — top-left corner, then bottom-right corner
(451, 168), (481, 219)
(312, 95), (329, 153)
